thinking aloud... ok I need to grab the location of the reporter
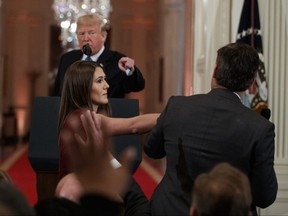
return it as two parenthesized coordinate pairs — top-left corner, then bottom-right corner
(144, 42), (277, 216)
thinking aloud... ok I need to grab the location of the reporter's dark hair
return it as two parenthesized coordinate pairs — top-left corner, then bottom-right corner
(215, 42), (260, 92)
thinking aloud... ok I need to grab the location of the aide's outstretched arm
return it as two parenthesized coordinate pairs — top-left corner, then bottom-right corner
(98, 113), (160, 136)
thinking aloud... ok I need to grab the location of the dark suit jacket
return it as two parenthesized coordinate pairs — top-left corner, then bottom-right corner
(54, 47), (145, 97)
(80, 176), (150, 216)
(144, 88), (278, 216)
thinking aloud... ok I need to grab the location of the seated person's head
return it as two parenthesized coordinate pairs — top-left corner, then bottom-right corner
(190, 162), (252, 216)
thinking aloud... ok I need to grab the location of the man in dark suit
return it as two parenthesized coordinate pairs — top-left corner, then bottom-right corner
(144, 42), (278, 216)
(54, 14), (145, 97)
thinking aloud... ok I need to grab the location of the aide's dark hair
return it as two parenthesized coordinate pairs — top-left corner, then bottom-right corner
(58, 60), (111, 134)
(215, 42), (260, 91)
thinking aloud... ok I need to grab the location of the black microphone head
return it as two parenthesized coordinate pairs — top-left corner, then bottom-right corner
(82, 44), (92, 56)
(260, 108), (271, 120)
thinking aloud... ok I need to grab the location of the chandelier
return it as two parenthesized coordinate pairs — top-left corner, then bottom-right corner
(52, 0), (112, 49)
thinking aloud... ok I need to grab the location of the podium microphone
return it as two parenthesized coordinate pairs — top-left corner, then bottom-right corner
(260, 108), (271, 120)
(82, 44), (92, 56)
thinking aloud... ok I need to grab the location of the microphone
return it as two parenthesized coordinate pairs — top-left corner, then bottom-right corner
(260, 108), (271, 120)
(125, 68), (133, 76)
(82, 44), (92, 56)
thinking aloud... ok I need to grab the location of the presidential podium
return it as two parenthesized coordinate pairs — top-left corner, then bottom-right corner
(28, 96), (142, 201)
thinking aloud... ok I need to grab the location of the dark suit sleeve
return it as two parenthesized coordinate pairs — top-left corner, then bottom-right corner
(53, 50), (82, 96)
(122, 65), (145, 93)
(144, 97), (174, 159)
(123, 177), (150, 216)
(80, 194), (123, 215)
(53, 54), (66, 96)
(53, 68), (61, 96)
(250, 122), (278, 208)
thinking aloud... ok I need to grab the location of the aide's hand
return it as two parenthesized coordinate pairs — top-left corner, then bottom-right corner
(118, 57), (135, 72)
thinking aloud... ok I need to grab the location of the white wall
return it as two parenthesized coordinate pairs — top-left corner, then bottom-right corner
(193, 0), (230, 95)
(257, 0), (288, 214)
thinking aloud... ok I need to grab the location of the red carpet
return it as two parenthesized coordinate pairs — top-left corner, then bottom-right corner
(133, 165), (158, 199)
(5, 147), (38, 206)
(1, 145), (160, 206)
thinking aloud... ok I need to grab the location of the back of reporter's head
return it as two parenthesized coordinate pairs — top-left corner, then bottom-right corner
(215, 42), (260, 92)
(190, 163), (252, 216)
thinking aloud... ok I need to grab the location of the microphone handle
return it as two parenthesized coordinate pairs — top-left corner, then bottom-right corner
(260, 108), (271, 120)
(125, 68), (133, 76)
